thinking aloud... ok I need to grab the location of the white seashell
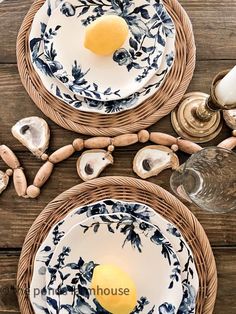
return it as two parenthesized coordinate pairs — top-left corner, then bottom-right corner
(11, 117), (50, 158)
(77, 149), (113, 181)
(133, 145), (179, 179)
(0, 170), (9, 195)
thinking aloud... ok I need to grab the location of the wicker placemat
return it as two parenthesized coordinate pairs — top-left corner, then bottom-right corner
(16, 0), (195, 136)
(17, 177), (217, 314)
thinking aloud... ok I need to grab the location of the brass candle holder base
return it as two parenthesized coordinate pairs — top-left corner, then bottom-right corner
(171, 69), (236, 143)
(171, 92), (223, 143)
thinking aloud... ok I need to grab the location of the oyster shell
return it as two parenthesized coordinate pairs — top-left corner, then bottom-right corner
(133, 145), (179, 179)
(0, 171), (9, 195)
(11, 117), (50, 158)
(77, 149), (113, 181)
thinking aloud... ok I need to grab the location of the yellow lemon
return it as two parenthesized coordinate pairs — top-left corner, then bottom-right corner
(91, 264), (137, 314)
(84, 15), (129, 56)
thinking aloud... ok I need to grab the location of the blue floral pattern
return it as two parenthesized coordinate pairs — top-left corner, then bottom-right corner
(159, 302), (176, 314)
(30, 199), (198, 314)
(40, 0), (173, 101)
(29, 0), (176, 113)
(177, 283), (196, 314)
(43, 251), (178, 314)
(42, 23), (122, 100)
(43, 213), (182, 313)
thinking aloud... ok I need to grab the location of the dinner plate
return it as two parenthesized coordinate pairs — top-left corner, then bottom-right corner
(43, 0), (167, 101)
(30, 200), (198, 314)
(45, 213), (183, 314)
(29, 0), (175, 113)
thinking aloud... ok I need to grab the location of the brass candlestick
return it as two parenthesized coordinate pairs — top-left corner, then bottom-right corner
(171, 70), (236, 143)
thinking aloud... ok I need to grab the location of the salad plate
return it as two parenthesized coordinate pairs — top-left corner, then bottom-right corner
(29, 0), (175, 113)
(45, 213), (183, 314)
(30, 199), (198, 314)
(43, 0), (167, 101)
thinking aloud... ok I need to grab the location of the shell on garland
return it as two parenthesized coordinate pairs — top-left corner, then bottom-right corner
(133, 145), (179, 179)
(77, 149), (113, 181)
(0, 171), (9, 195)
(11, 117), (50, 158)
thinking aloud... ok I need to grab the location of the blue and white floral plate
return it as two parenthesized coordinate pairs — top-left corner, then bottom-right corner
(45, 213), (183, 314)
(29, 0), (175, 113)
(30, 199), (198, 314)
(43, 0), (167, 101)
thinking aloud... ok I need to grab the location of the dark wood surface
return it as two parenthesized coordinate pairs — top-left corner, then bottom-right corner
(0, 0), (235, 313)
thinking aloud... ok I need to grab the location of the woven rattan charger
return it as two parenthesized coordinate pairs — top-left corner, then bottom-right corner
(16, 0), (196, 136)
(17, 177), (217, 314)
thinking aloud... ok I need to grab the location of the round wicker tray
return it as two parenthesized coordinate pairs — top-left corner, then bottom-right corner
(16, 0), (195, 136)
(17, 177), (217, 314)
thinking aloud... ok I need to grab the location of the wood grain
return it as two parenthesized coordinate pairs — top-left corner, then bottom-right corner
(0, 0), (34, 64)
(0, 0), (236, 62)
(0, 248), (235, 313)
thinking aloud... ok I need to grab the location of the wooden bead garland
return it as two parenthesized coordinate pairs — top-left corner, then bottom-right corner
(0, 130), (235, 199)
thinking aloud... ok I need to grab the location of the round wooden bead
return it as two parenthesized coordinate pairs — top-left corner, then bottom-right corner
(171, 144), (179, 152)
(138, 130), (149, 143)
(6, 169), (13, 176)
(108, 145), (115, 152)
(41, 153), (49, 161)
(27, 185), (40, 198)
(73, 139), (84, 151)
(232, 130), (236, 137)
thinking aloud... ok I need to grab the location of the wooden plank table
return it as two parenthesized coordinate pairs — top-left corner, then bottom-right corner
(0, 0), (235, 313)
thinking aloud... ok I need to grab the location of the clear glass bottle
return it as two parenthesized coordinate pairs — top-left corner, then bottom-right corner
(170, 147), (236, 213)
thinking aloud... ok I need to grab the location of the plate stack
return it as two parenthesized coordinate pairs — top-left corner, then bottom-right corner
(29, 0), (176, 114)
(17, 178), (217, 314)
(17, 0), (195, 135)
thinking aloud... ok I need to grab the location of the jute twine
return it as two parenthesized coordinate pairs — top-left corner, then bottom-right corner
(17, 177), (217, 314)
(16, 0), (196, 136)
